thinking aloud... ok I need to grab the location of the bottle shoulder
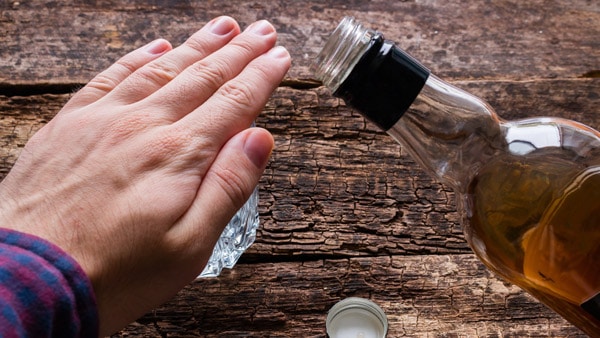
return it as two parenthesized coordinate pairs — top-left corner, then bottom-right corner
(501, 117), (600, 159)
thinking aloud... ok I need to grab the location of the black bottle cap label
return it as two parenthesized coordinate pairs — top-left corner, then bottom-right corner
(334, 34), (430, 131)
(582, 292), (600, 321)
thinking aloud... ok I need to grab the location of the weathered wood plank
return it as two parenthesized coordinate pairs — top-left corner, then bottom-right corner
(1, 1), (598, 333)
(1, 0), (598, 86)
(2, 78), (598, 259)
(254, 78), (600, 259)
(113, 255), (584, 337)
(0, 94), (61, 178)
(3, 81), (593, 336)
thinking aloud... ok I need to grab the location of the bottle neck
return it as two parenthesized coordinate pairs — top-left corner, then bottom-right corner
(387, 75), (504, 190)
(314, 17), (505, 191)
(314, 17), (430, 131)
(313, 17), (374, 93)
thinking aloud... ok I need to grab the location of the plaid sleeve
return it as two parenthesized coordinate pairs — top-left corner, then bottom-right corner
(0, 228), (98, 338)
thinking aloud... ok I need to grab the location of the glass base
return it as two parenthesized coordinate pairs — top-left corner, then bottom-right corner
(198, 187), (259, 278)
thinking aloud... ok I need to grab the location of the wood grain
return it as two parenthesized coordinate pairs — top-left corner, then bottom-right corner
(1, 0), (599, 336)
(1, 79), (597, 336)
(121, 255), (581, 337)
(0, 0), (598, 86)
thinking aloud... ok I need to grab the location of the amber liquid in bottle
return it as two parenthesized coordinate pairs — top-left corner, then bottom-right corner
(314, 17), (600, 335)
(467, 148), (600, 332)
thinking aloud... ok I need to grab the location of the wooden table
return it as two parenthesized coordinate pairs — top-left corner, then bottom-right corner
(1, 1), (599, 336)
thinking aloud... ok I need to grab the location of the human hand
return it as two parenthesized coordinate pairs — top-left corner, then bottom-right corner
(0, 16), (290, 335)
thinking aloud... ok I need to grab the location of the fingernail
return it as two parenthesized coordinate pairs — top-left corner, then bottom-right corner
(267, 46), (289, 59)
(209, 16), (236, 35)
(244, 129), (273, 169)
(246, 20), (275, 36)
(144, 39), (170, 55)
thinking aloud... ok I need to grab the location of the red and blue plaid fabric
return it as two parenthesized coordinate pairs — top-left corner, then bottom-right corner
(0, 228), (98, 337)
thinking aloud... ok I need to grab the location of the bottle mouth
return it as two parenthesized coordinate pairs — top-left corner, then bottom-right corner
(312, 17), (373, 92)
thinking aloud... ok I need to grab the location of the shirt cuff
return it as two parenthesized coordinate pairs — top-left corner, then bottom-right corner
(0, 228), (98, 337)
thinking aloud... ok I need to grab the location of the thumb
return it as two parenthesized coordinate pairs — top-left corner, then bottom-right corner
(174, 127), (274, 259)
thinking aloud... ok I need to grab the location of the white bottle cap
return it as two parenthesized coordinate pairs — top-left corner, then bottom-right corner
(326, 297), (388, 338)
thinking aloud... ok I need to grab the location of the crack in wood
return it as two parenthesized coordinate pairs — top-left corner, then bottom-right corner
(0, 83), (82, 97)
(0, 78), (323, 97)
(581, 70), (600, 78)
(279, 77), (323, 90)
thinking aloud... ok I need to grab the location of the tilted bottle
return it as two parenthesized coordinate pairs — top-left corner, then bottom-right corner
(313, 17), (600, 335)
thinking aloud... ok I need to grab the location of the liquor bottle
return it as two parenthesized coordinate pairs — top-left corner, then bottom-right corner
(313, 16), (600, 335)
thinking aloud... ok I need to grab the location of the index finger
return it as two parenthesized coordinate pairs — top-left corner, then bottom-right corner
(178, 45), (291, 145)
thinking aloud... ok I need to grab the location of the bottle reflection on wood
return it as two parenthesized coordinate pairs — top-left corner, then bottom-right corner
(313, 16), (600, 335)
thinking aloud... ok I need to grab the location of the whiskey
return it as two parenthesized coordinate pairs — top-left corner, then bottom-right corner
(314, 17), (600, 335)
(467, 149), (600, 331)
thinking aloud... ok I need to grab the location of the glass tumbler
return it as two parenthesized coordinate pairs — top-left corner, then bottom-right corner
(199, 187), (260, 278)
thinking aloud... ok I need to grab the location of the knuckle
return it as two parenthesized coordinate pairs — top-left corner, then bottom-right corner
(213, 165), (249, 207)
(251, 61), (276, 84)
(218, 81), (256, 109)
(86, 73), (119, 93)
(139, 60), (181, 86)
(183, 36), (215, 56)
(115, 57), (140, 75)
(83, 56), (144, 93)
(229, 39), (256, 59)
(189, 58), (231, 91)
